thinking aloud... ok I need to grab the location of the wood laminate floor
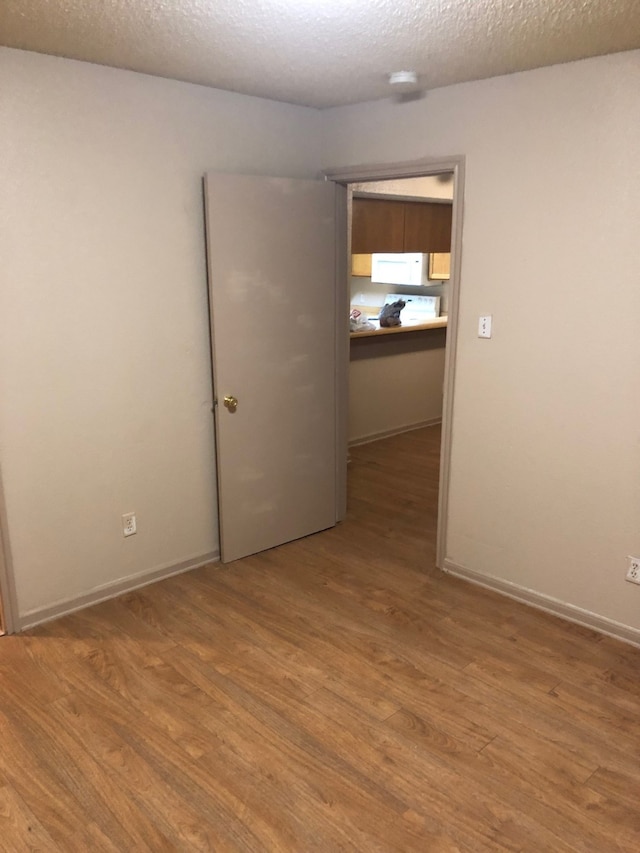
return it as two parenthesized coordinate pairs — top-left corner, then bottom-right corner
(1, 426), (639, 851)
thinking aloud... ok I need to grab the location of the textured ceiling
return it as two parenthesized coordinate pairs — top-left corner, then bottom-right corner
(1, 0), (639, 108)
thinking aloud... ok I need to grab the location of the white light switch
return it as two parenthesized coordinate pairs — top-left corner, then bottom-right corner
(478, 315), (492, 338)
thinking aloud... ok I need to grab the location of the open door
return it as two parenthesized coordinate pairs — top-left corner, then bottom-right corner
(204, 173), (342, 563)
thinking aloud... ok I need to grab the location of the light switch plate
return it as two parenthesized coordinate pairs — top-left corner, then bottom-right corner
(478, 315), (492, 338)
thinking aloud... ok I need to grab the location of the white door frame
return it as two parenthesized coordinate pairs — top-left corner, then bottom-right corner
(0, 466), (19, 634)
(324, 155), (465, 569)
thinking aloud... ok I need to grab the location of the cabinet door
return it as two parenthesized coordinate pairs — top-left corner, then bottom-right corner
(351, 254), (372, 277)
(428, 252), (451, 280)
(403, 202), (452, 252)
(351, 198), (404, 253)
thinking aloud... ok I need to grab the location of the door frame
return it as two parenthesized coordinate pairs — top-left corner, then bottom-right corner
(0, 465), (19, 634)
(324, 155), (465, 569)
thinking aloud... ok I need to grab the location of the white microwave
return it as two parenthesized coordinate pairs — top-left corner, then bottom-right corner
(371, 253), (429, 286)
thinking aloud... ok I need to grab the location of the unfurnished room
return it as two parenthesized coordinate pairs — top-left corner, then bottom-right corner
(1, 1), (640, 850)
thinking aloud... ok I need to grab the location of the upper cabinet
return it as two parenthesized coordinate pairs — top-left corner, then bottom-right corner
(351, 197), (452, 254)
(403, 202), (452, 253)
(351, 254), (373, 277)
(351, 198), (405, 253)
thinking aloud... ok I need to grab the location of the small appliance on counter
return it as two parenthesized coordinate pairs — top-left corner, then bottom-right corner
(383, 293), (440, 325)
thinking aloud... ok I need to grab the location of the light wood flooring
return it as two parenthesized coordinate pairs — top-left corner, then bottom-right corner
(1, 426), (639, 851)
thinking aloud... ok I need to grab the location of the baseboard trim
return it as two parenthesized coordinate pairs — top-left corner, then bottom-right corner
(349, 418), (441, 448)
(442, 558), (640, 648)
(18, 550), (220, 632)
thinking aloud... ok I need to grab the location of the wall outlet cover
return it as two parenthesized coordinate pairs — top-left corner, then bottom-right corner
(626, 556), (640, 584)
(122, 512), (137, 537)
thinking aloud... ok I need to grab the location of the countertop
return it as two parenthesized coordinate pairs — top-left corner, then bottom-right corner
(350, 315), (448, 339)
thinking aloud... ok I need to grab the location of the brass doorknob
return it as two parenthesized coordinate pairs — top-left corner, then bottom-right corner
(223, 395), (238, 413)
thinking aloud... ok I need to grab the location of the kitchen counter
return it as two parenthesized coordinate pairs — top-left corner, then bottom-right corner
(350, 315), (447, 339)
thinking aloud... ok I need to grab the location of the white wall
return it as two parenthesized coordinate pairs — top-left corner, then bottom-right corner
(350, 331), (446, 443)
(0, 48), (323, 619)
(323, 50), (640, 632)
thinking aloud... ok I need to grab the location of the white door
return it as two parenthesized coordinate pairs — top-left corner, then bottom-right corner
(204, 173), (341, 563)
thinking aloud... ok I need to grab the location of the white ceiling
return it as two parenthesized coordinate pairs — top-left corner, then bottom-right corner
(1, 0), (639, 109)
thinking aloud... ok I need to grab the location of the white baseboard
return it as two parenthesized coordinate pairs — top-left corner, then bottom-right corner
(18, 550), (220, 632)
(442, 558), (640, 649)
(349, 418), (442, 447)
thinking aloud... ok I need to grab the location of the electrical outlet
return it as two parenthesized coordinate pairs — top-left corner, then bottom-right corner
(122, 512), (137, 538)
(626, 556), (640, 585)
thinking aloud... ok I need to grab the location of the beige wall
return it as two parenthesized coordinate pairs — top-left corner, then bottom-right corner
(3, 44), (640, 637)
(0, 48), (322, 618)
(323, 50), (640, 631)
(349, 332), (446, 443)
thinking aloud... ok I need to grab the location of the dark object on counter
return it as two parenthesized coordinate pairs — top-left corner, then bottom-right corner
(379, 299), (406, 327)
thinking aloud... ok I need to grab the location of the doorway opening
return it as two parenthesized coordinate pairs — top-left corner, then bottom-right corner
(203, 159), (463, 570)
(326, 157), (465, 569)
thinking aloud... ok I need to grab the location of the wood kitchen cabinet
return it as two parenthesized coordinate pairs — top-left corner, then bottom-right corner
(351, 198), (404, 253)
(351, 254), (372, 277)
(351, 197), (452, 254)
(403, 201), (452, 252)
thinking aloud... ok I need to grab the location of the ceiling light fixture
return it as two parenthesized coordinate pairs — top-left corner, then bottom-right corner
(388, 71), (418, 86)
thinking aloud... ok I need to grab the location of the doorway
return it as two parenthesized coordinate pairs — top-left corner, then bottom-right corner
(326, 157), (465, 568)
(204, 158), (463, 570)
